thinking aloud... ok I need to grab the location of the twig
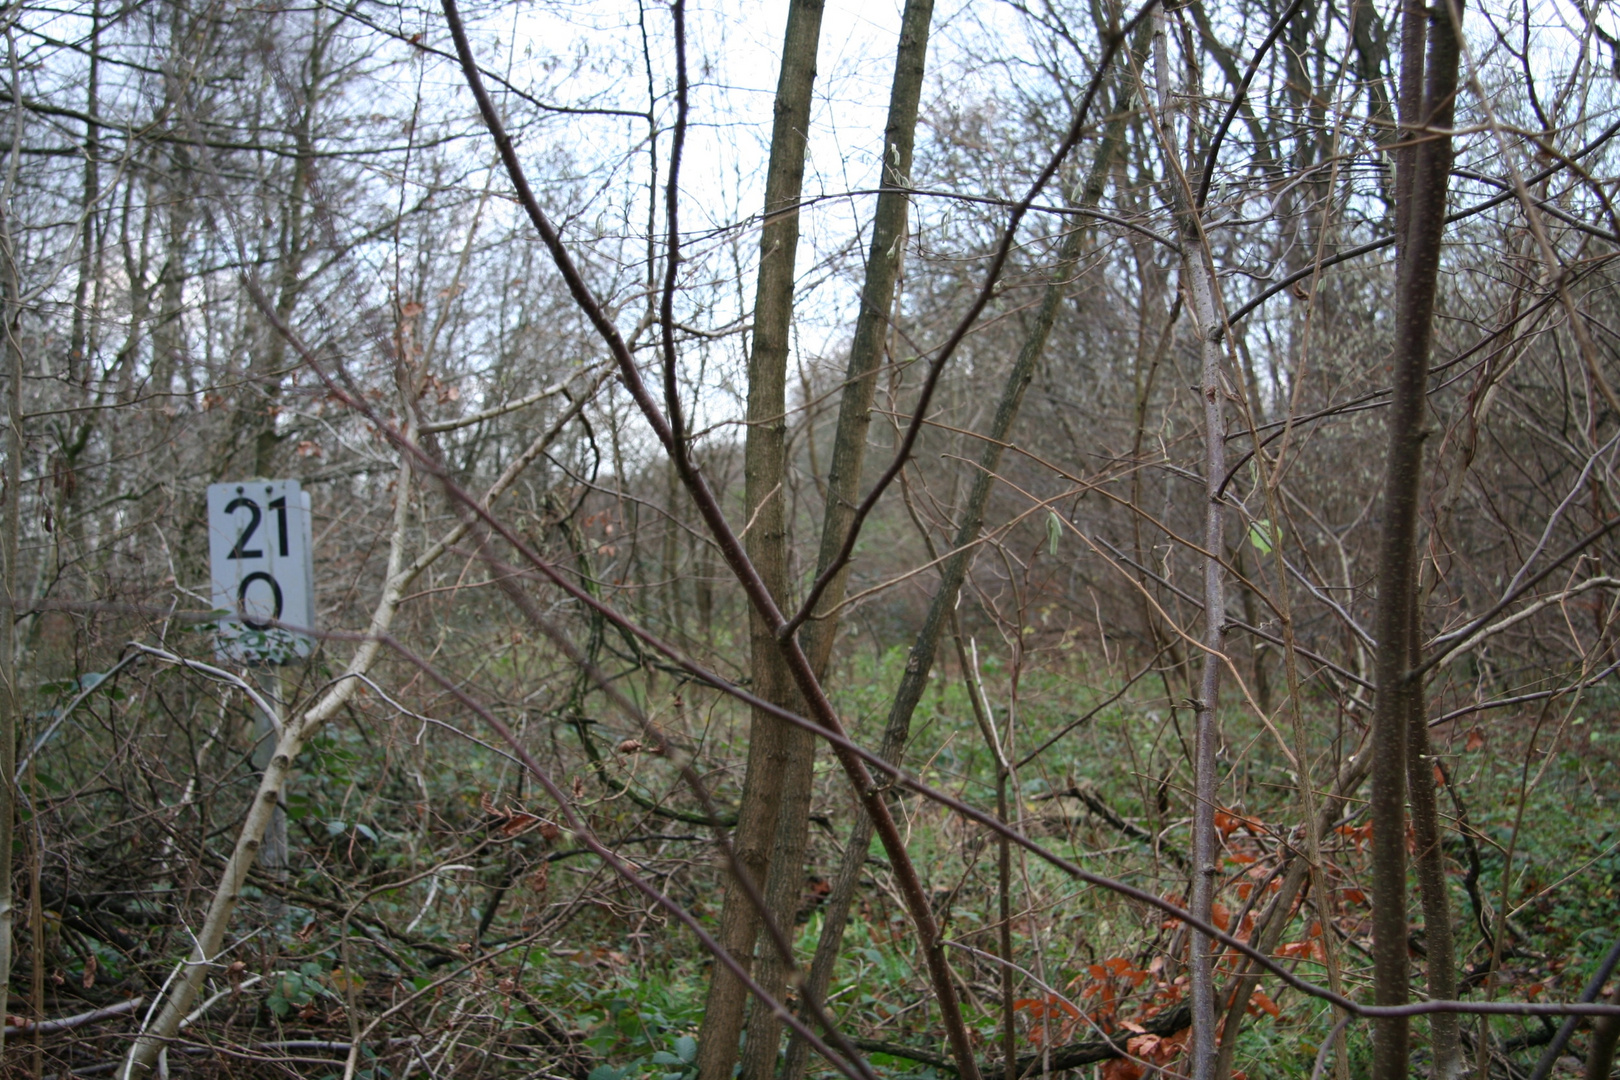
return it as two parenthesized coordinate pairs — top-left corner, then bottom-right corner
(6, 998), (145, 1035)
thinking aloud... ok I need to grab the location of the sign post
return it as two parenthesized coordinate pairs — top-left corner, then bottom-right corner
(207, 479), (316, 920)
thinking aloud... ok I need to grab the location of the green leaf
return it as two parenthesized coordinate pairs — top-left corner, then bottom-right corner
(1046, 510), (1062, 555)
(1247, 518), (1281, 555)
(675, 1036), (697, 1064)
(652, 1053), (680, 1066)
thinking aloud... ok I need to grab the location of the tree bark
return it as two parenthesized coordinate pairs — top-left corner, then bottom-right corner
(1369, 3), (1462, 1078)
(67, 0), (100, 392)
(0, 31), (28, 1045)
(696, 4), (825, 1078)
(1350, 0), (1396, 212)
(0, 163), (20, 1067)
(1152, 12), (1229, 1077)
(1406, 607), (1461, 1079)
(237, 11), (323, 480)
(738, 5), (933, 1078)
(777, 43), (1143, 1080)
(1585, 981), (1620, 1080)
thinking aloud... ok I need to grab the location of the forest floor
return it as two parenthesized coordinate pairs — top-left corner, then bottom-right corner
(13, 648), (1620, 1080)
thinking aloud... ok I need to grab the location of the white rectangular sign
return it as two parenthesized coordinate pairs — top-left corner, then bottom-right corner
(207, 479), (315, 663)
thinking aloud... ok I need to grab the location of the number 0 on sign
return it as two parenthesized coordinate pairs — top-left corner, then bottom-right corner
(207, 480), (316, 663)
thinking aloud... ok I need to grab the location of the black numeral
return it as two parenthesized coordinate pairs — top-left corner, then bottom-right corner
(225, 497), (263, 558)
(237, 572), (283, 630)
(268, 496), (289, 557)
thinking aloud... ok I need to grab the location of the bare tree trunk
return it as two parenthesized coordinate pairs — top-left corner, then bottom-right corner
(777, 43), (1143, 1080)
(236, 11), (323, 480)
(792, 3), (930, 691)
(954, 627), (1015, 1080)
(1350, 0), (1396, 211)
(1152, 12), (1228, 1077)
(150, 0), (194, 401)
(1586, 982), (1620, 1080)
(1406, 608), (1461, 1079)
(1185, 235), (1228, 1080)
(0, 218), (18, 1074)
(249, 668), (289, 923)
(68, 0), (100, 392)
(696, 4), (825, 1077)
(1369, 4), (1462, 1078)
(739, 5), (932, 1077)
(150, 174), (192, 400)
(0, 28), (27, 1050)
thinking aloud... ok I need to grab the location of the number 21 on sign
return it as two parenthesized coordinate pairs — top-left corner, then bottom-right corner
(207, 480), (316, 663)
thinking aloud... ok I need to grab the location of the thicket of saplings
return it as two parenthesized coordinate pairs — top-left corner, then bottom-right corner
(5, 0), (1620, 1074)
(14, 593), (1620, 1080)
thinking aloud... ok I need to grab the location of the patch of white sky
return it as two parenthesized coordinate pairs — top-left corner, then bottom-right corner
(12, 0), (1606, 460)
(441, 0), (1054, 441)
(422, 0), (1616, 443)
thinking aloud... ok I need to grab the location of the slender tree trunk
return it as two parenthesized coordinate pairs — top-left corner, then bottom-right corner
(1586, 982), (1620, 1080)
(249, 668), (289, 923)
(237, 12), (323, 480)
(796, 6), (930, 689)
(778, 47), (1143, 1080)
(151, 0), (193, 402)
(739, 6), (933, 1077)
(954, 628), (1015, 1080)
(0, 177), (20, 1066)
(664, 456), (683, 633)
(1185, 240), (1228, 1080)
(1369, 4), (1462, 1078)
(68, 0), (100, 392)
(111, 181), (151, 407)
(696, 5), (825, 1077)
(1152, 12), (1229, 1076)
(1350, 0), (1397, 213)
(1406, 606), (1461, 1079)
(0, 29), (28, 1045)
(252, 139), (311, 479)
(150, 175), (192, 400)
